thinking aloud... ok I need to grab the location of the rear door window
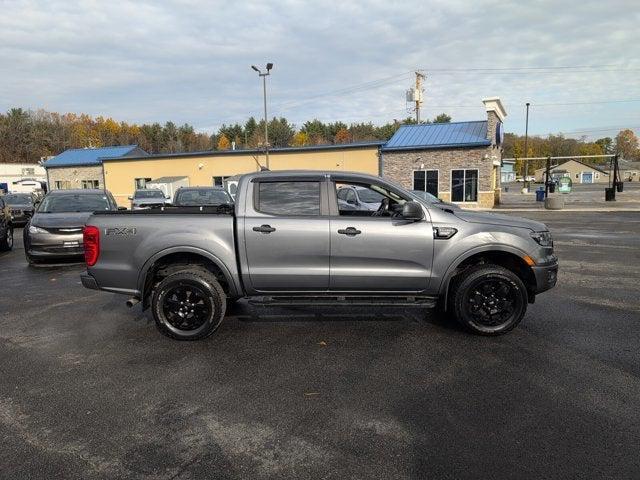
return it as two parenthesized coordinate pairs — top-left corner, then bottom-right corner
(256, 181), (320, 216)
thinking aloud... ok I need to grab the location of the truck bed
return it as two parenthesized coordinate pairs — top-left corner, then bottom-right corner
(86, 207), (239, 297)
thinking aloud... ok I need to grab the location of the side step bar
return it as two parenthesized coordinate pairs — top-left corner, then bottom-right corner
(248, 295), (438, 308)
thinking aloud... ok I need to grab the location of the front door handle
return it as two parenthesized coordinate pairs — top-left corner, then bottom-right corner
(337, 227), (361, 236)
(253, 224), (276, 234)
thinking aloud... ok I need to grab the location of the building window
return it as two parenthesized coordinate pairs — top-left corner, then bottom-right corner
(213, 176), (229, 187)
(135, 178), (152, 189)
(413, 170), (438, 197)
(81, 180), (99, 189)
(451, 169), (478, 202)
(54, 180), (71, 190)
(22, 167), (35, 176)
(256, 181), (320, 216)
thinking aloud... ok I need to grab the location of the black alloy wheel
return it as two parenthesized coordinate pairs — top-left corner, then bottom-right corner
(152, 268), (226, 340)
(451, 264), (528, 335)
(465, 278), (519, 327)
(162, 283), (213, 332)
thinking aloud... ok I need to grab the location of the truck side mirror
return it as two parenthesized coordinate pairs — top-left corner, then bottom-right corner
(402, 201), (424, 221)
(127, 196), (133, 201)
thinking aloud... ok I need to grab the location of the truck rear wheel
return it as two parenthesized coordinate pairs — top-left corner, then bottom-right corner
(151, 269), (226, 340)
(450, 264), (527, 335)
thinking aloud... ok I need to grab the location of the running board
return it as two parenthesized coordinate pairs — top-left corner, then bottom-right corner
(248, 295), (438, 308)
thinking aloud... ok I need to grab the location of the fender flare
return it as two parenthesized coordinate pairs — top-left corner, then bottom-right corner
(438, 244), (532, 305)
(137, 246), (241, 300)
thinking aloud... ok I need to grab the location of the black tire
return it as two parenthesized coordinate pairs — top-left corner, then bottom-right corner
(450, 264), (527, 336)
(151, 269), (226, 340)
(0, 226), (13, 251)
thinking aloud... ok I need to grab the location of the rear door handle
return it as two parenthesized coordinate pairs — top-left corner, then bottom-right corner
(337, 227), (361, 236)
(253, 224), (276, 234)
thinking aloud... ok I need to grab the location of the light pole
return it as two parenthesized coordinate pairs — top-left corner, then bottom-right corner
(524, 102), (530, 191)
(251, 63), (273, 169)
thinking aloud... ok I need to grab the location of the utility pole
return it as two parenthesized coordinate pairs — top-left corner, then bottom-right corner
(414, 71), (425, 123)
(524, 102), (530, 191)
(251, 63), (273, 169)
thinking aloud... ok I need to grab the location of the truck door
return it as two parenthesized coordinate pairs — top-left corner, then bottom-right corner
(328, 179), (434, 292)
(243, 177), (330, 292)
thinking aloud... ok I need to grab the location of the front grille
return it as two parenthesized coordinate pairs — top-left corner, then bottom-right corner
(31, 245), (84, 255)
(42, 227), (84, 235)
(11, 209), (22, 216)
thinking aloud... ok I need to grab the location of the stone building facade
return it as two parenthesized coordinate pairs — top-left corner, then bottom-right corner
(381, 98), (506, 208)
(43, 145), (148, 191)
(46, 165), (105, 190)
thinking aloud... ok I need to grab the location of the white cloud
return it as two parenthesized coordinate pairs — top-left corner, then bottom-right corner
(0, 0), (638, 138)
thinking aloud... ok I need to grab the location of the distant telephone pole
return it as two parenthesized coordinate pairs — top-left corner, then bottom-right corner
(415, 71), (425, 123)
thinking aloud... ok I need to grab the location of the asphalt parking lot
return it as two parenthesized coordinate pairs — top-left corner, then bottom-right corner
(1, 212), (640, 479)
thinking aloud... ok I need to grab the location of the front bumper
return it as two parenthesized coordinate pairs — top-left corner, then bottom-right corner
(531, 261), (558, 294)
(26, 231), (84, 258)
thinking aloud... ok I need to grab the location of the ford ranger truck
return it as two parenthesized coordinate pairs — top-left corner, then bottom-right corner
(80, 171), (558, 340)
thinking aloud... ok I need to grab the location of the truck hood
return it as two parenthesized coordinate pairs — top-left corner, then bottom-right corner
(31, 212), (94, 228)
(453, 210), (547, 231)
(133, 198), (168, 205)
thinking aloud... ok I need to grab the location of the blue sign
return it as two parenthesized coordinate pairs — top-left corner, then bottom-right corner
(495, 122), (504, 146)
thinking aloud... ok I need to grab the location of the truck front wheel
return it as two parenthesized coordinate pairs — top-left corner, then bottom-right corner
(151, 269), (226, 340)
(450, 264), (528, 335)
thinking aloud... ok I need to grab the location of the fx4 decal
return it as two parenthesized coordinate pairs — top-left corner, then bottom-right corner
(105, 227), (137, 236)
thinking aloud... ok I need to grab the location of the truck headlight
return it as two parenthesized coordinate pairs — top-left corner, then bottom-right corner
(28, 225), (48, 234)
(531, 231), (553, 247)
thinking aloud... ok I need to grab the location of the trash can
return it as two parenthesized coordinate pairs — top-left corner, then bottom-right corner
(548, 183), (556, 193)
(617, 182), (624, 193)
(535, 189), (545, 202)
(605, 187), (615, 201)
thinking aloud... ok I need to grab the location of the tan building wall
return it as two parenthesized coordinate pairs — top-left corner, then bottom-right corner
(103, 147), (380, 206)
(534, 159), (609, 183)
(47, 166), (105, 190)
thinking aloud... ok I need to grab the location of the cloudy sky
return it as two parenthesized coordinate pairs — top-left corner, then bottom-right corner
(1, 0), (638, 138)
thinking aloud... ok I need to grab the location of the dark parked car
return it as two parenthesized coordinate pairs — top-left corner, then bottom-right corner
(0, 196), (14, 251)
(411, 190), (460, 210)
(3, 192), (37, 225)
(172, 186), (233, 207)
(24, 189), (120, 265)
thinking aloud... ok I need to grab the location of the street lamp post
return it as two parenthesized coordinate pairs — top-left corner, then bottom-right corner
(524, 102), (530, 192)
(251, 63), (273, 169)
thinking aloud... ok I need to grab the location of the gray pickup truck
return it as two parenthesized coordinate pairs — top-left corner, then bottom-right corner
(81, 171), (558, 340)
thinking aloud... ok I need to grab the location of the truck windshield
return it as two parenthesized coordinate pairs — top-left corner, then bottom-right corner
(38, 194), (111, 213)
(175, 189), (232, 206)
(4, 194), (33, 206)
(135, 190), (165, 199)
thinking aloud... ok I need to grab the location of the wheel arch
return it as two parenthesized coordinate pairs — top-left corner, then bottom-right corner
(439, 246), (537, 308)
(138, 246), (240, 309)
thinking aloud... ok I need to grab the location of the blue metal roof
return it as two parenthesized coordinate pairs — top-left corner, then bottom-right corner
(44, 145), (142, 167)
(382, 121), (491, 151)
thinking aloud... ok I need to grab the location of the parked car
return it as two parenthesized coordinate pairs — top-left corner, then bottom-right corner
(411, 190), (460, 210)
(336, 185), (384, 211)
(173, 186), (233, 207)
(0, 196), (14, 251)
(24, 189), (120, 265)
(3, 192), (38, 225)
(128, 189), (170, 210)
(81, 170), (558, 340)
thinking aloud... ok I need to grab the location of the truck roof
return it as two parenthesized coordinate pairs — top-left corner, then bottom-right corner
(245, 170), (382, 182)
